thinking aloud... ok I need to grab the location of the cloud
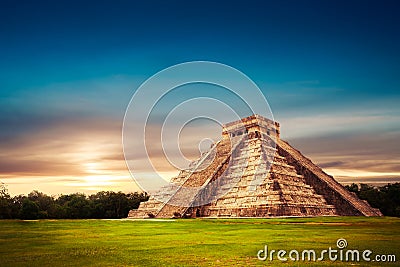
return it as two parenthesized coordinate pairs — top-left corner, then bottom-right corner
(278, 111), (400, 139)
(0, 111), (129, 179)
(335, 176), (400, 185)
(319, 161), (345, 168)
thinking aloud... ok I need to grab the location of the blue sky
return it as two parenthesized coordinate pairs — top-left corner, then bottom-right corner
(1, 0), (400, 195)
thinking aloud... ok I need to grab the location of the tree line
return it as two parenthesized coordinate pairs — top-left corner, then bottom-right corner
(0, 183), (148, 219)
(1, 182), (399, 219)
(345, 182), (400, 217)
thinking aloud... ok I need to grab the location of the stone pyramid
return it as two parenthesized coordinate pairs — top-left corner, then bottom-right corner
(128, 114), (382, 218)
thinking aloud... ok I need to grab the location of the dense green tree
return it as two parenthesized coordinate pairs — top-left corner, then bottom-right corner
(65, 193), (92, 219)
(0, 185), (151, 219)
(345, 182), (400, 217)
(379, 183), (400, 217)
(0, 182), (12, 219)
(20, 198), (40, 220)
(345, 183), (359, 194)
(28, 190), (56, 218)
(89, 191), (148, 218)
(127, 192), (149, 210)
(10, 194), (25, 218)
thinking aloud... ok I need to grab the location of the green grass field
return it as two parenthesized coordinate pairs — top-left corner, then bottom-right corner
(0, 217), (399, 266)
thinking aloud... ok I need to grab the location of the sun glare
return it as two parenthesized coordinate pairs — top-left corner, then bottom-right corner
(84, 175), (113, 186)
(84, 162), (102, 174)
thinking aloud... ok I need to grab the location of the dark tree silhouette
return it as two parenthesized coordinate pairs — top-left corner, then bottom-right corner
(20, 199), (40, 220)
(0, 182), (12, 219)
(345, 182), (400, 217)
(0, 184), (149, 219)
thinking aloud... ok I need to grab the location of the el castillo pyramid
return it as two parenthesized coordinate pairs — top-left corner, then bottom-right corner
(128, 114), (382, 218)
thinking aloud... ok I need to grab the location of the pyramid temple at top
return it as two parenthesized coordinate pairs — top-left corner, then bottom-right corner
(128, 114), (382, 218)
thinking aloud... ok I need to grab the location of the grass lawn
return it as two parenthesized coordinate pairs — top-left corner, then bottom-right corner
(0, 217), (399, 266)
